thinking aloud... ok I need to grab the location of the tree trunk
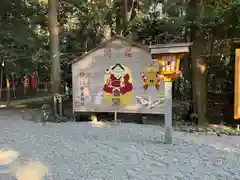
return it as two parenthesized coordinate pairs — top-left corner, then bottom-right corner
(187, 0), (208, 125)
(49, 0), (61, 94)
(191, 34), (208, 125)
(103, 0), (113, 39)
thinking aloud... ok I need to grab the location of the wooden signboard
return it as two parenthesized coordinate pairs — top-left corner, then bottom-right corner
(71, 37), (165, 114)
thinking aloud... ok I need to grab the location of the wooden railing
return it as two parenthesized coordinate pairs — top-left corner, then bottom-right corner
(0, 83), (53, 102)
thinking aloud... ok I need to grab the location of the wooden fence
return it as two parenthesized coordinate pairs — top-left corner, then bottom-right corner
(0, 83), (52, 102)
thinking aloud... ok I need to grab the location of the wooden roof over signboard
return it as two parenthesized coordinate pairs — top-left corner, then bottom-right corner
(70, 36), (149, 65)
(232, 38), (240, 43)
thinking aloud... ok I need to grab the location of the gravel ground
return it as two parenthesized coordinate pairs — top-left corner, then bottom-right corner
(1, 118), (240, 180)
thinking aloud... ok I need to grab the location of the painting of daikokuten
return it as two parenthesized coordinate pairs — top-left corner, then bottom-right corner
(94, 63), (133, 106)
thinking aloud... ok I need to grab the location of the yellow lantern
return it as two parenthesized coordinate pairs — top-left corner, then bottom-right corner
(149, 43), (192, 81)
(158, 53), (184, 81)
(149, 43), (192, 144)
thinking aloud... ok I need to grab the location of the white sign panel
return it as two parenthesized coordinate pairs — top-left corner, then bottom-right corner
(72, 42), (165, 114)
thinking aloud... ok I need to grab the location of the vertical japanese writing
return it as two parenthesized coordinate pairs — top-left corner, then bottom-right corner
(162, 55), (176, 71)
(104, 48), (111, 58)
(162, 56), (169, 62)
(125, 47), (132, 57)
(80, 87), (84, 107)
(75, 101), (80, 108)
(152, 60), (158, 68)
(78, 72), (85, 108)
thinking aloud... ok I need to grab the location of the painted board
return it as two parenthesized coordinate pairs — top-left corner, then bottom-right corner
(72, 40), (165, 114)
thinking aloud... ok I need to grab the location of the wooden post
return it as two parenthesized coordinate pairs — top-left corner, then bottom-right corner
(164, 81), (173, 144)
(12, 72), (16, 98)
(23, 75), (28, 96)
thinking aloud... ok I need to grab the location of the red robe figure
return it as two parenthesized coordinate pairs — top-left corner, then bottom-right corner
(30, 72), (38, 89)
(104, 63), (133, 95)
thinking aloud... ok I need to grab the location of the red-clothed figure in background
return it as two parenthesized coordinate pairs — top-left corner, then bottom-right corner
(30, 72), (38, 89)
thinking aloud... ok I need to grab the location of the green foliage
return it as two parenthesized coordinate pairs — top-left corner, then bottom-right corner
(0, 0), (46, 74)
(0, 0), (239, 83)
(184, 0), (240, 37)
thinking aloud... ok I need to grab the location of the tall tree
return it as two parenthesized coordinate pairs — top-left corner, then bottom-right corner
(185, 0), (240, 125)
(49, 0), (61, 93)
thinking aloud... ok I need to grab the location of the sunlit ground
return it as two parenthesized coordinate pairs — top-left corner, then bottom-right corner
(15, 161), (48, 180)
(0, 149), (19, 165)
(90, 115), (112, 128)
(0, 149), (48, 180)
